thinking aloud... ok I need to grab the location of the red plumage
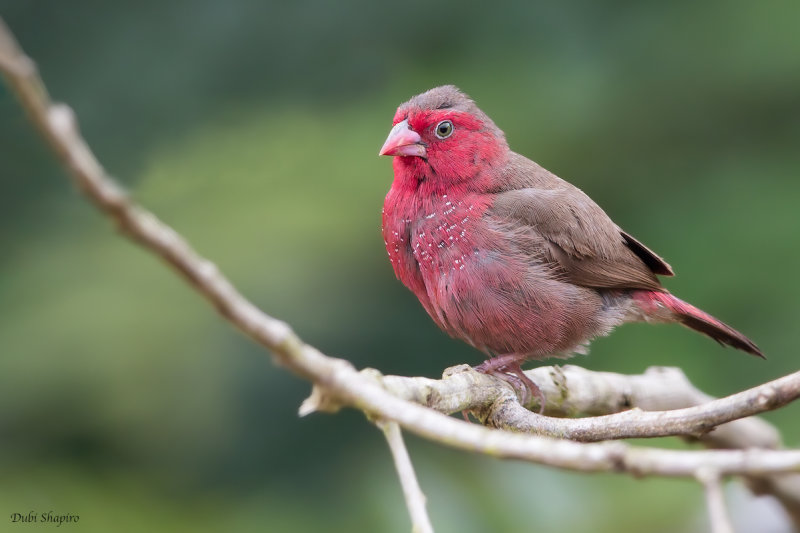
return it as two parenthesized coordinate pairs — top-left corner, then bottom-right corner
(379, 86), (763, 384)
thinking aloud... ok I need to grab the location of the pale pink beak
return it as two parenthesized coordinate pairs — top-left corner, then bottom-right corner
(378, 119), (427, 158)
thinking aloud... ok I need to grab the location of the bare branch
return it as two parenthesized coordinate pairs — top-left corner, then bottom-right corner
(378, 420), (434, 533)
(698, 468), (734, 533)
(490, 367), (798, 443)
(382, 365), (800, 525)
(382, 364), (795, 443)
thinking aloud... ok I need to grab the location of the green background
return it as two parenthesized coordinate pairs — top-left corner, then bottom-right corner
(1, 2), (798, 531)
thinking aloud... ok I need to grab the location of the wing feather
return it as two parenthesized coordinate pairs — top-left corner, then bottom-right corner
(488, 155), (671, 291)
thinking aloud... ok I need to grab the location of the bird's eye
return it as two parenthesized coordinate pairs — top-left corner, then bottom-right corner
(434, 120), (454, 139)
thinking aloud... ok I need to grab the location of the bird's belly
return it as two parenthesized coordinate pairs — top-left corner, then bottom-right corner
(415, 238), (606, 359)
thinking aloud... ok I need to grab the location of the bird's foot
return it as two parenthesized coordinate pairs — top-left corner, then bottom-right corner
(474, 356), (546, 413)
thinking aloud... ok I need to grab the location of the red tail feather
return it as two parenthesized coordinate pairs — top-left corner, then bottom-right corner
(639, 292), (764, 358)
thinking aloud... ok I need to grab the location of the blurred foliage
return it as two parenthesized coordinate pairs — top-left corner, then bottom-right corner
(1, 1), (799, 531)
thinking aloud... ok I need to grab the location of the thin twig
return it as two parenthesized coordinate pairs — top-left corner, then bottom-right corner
(378, 420), (434, 533)
(698, 468), (735, 533)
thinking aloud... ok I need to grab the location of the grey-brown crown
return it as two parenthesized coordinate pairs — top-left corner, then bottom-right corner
(400, 85), (505, 141)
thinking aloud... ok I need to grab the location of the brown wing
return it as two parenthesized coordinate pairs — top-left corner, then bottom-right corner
(489, 184), (673, 291)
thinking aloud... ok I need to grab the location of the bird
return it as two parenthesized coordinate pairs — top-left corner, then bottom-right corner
(378, 85), (762, 406)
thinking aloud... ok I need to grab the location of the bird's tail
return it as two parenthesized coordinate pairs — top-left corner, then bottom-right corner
(633, 291), (764, 358)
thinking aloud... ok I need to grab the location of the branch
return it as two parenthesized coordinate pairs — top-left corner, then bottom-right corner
(381, 364), (800, 525)
(698, 468), (734, 533)
(378, 421), (434, 533)
(3, 16), (800, 530)
(381, 364), (796, 443)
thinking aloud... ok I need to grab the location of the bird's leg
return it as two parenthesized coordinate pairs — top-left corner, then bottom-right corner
(504, 361), (546, 414)
(474, 355), (545, 413)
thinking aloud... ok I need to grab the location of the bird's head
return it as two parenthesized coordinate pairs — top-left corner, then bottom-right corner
(379, 86), (508, 191)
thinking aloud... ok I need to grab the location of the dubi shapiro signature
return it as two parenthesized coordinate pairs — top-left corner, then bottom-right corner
(10, 511), (79, 527)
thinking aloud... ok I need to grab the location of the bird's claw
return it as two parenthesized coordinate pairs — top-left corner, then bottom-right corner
(474, 357), (546, 413)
